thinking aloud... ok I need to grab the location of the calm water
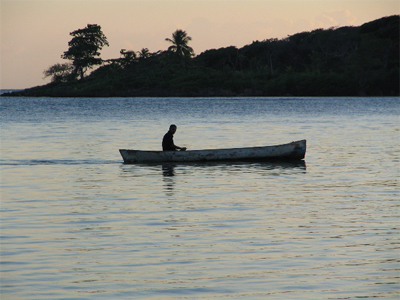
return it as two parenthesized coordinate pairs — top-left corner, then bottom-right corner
(1, 96), (399, 299)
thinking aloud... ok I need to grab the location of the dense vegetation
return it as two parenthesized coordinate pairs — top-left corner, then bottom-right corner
(6, 15), (399, 97)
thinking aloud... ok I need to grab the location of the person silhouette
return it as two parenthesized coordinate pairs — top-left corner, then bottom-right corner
(162, 124), (186, 151)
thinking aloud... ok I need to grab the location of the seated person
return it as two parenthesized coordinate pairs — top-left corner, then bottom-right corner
(162, 124), (186, 151)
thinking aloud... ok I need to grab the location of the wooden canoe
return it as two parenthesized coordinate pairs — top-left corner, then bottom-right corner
(119, 140), (306, 164)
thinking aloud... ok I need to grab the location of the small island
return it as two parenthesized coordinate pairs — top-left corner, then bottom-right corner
(4, 15), (399, 97)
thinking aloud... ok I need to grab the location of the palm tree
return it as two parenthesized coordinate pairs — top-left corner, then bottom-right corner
(165, 29), (194, 59)
(137, 48), (151, 59)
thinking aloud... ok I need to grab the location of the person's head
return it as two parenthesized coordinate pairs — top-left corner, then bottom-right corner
(169, 124), (177, 134)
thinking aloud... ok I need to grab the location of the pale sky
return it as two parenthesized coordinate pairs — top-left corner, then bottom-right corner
(1, 0), (399, 89)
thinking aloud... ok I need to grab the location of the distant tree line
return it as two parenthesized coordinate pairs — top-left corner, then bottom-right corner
(8, 15), (400, 97)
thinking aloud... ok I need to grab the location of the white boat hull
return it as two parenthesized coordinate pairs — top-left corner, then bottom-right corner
(119, 140), (306, 164)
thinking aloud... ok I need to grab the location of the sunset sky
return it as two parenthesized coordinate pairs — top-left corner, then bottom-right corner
(1, 0), (399, 89)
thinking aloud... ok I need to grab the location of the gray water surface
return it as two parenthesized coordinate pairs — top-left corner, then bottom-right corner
(1, 97), (398, 299)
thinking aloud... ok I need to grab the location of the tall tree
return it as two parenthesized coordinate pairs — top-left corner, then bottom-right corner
(62, 24), (109, 79)
(165, 29), (194, 59)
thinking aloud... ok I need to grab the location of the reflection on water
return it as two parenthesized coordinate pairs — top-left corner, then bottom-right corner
(162, 164), (176, 176)
(162, 164), (176, 196)
(161, 160), (307, 175)
(161, 161), (306, 197)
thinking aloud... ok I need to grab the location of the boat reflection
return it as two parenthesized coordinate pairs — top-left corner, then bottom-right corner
(162, 164), (175, 177)
(161, 160), (306, 177)
(160, 160), (306, 196)
(121, 160), (306, 178)
(162, 164), (175, 196)
(120, 160), (306, 197)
